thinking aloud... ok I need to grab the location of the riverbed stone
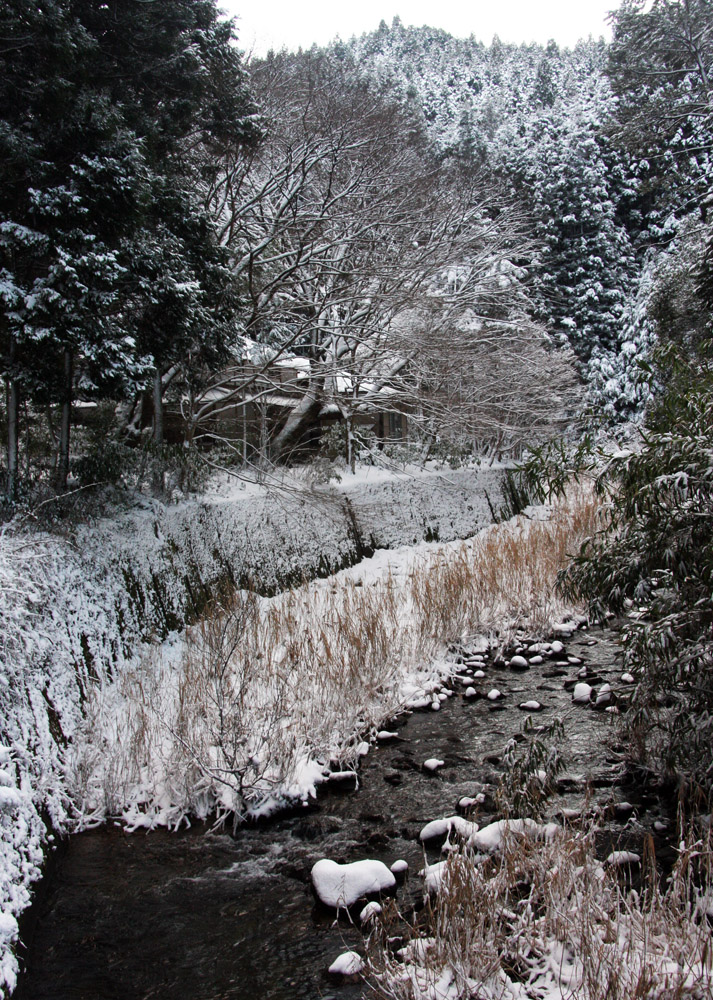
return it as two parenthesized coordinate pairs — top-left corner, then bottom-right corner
(572, 682), (593, 704)
(312, 858), (396, 909)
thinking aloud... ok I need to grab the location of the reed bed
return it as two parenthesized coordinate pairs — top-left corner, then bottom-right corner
(73, 484), (602, 828)
(366, 826), (713, 1000)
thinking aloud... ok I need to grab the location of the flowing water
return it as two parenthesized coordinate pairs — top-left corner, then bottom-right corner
(17, 627), (672, 1000)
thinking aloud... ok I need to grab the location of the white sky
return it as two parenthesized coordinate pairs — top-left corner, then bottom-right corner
(220, 2), (618, 57)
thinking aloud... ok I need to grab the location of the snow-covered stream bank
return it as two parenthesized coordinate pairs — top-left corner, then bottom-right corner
(0, 465), (505, 994)
(16, 626), (677, 1000)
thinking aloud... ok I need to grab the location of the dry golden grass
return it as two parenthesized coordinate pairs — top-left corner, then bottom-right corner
(410, 480), (602, 645)
(76, 483), (603, 825)
(367, 825), (713, 1000)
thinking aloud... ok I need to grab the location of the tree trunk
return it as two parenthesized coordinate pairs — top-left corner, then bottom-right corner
(153, 366), (164, 446)
(270, 378), (323, 461)
(6, 336), (19, 503)
(345, 414), (356, 474)
(56, 348), (73, 491)
(152, 366), (165, 493)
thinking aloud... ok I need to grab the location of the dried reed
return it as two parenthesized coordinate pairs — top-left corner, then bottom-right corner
(367, 826), (713, 1000)
(75, 484), (602, 826)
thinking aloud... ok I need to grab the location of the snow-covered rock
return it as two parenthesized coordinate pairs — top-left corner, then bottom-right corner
(487, 689), (502, 701)
(423, 758), (445, 772)
(328, 951), (364, 975)
(606, 851), (641, 866)
(421, 860), (448, 892)
(509, 655), (529, 670)
(328, 770), (357, 785)
(519, 700), (542, 711)
(572, 682), (593, 704)
(469, 818), (559, 853)
(419, 816), (479, 842)
(311, 858), (396, 908)
(390, 859), (408, 875)
(595, 683), (613, 707)
(359, 901), (382, 923)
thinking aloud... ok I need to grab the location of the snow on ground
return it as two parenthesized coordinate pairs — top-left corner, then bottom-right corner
(0, 463), (505, 993)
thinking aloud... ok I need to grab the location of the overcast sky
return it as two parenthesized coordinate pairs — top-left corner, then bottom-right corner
(221, 1), (618, 57)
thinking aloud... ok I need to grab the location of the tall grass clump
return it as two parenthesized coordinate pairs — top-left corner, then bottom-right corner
(73, 484), (602, 827)
(410, 482), (602, 646)
(367, 826), (713, 1000)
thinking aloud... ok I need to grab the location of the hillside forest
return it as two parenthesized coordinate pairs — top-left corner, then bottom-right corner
(2, 0), (710, 498)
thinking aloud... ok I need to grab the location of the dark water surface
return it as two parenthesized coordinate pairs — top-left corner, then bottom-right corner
(18, 628), (667, 1000)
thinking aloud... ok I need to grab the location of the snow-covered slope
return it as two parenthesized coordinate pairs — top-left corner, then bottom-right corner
(0, 465), (503, 995)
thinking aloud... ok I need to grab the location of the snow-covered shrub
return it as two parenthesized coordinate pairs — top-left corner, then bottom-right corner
(563, 346), (713, 790)
(0, 527), (125, 995)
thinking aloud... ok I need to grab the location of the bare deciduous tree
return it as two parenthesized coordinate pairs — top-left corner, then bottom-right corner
(194, 51), (578, 467)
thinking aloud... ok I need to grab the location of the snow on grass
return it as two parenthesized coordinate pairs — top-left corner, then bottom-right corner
(0, 471), (599, 992)
(367, 828), (713, 1000)
(69, 483), (601, 829)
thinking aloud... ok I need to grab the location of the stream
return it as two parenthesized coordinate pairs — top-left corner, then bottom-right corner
(16, 627), (673, 1000)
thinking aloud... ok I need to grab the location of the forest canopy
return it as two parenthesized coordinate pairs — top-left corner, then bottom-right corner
(1, 1), (712, 502)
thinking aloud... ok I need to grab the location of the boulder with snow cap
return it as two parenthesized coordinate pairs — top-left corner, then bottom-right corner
(572, 682), (593, 704)
(594, 683), (613, 708)
(419, 815), (479, 843)
(606, 851), (641, 866)
(311, 858), (396, 909)
(359, 901), (382, 924)
(468, 818), (559, 853)
(328, 950), (364, 976)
